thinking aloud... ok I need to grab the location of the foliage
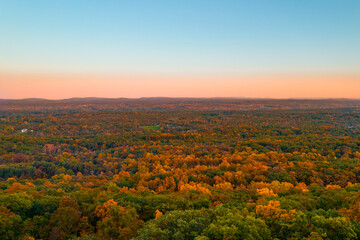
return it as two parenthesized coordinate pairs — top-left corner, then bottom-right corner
(0, 99), (360, 239)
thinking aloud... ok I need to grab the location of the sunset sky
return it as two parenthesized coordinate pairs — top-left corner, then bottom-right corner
(1, 0), (359, 99)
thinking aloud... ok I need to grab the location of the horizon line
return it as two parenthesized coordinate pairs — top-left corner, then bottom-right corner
(1, 97), (360, 101)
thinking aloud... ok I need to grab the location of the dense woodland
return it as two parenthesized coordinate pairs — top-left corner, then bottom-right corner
(0, 98), (360, 240)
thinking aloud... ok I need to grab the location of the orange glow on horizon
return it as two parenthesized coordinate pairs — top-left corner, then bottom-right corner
(1, 72), (359, 99)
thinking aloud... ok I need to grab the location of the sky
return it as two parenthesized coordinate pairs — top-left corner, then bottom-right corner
(0, 0), (359, 99)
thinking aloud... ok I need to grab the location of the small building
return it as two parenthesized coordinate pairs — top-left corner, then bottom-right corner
(21, 129), (28, 133)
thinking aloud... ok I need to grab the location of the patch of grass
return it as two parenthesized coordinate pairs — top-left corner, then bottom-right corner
(141, 125), (161, 130)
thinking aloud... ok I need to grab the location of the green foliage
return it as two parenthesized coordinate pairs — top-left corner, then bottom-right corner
(0, 192), (33, 219)
(136, 209), (214, 240)
(49, 197), (81, 239)
(0, 206), (22, 240)
(141, 126), (161, 130)
(136, 207), (271, 240)
(96, 204), (142, 240)
(200, 210), (271, 240)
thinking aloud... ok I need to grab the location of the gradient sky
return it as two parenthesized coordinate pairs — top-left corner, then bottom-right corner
(1, 0), (359, 99)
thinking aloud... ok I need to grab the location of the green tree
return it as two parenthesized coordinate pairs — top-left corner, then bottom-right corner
(199, 210), (271, 240)
(0, 206), (22, 240)
(0, 192), (33, 219)
(136, 209), (214, 240)
(49, 196), (81, 239)
(95, 199), (142, 240)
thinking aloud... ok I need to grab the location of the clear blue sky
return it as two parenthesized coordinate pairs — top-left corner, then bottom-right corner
(1, 0), (359, 76)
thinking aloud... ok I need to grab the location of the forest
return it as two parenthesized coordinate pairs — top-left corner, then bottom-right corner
(0, 98), (360, 240)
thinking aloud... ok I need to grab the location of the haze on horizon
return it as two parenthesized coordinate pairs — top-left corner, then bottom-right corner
(1, 0), (359, 99)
